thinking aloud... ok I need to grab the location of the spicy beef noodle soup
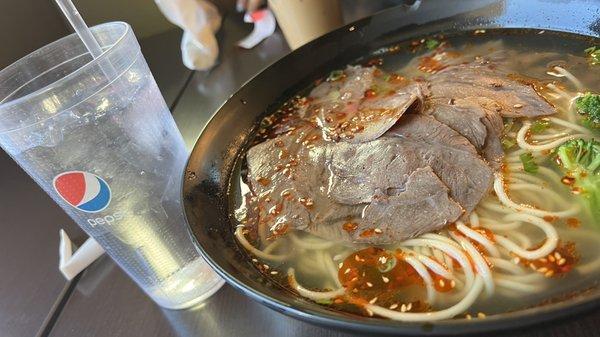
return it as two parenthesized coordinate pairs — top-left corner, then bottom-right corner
(230, 29), (600, 320)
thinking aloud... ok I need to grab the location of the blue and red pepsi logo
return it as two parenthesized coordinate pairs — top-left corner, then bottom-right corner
(53, 171), (111, 213)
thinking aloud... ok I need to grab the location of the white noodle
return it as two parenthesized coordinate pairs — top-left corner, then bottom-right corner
(366, 277), (484, 321)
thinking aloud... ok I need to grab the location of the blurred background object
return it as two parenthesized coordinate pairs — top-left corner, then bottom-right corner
(154, 0), (222, 70)
(268, 0), (342, 50)
(0, 0), (407, 70)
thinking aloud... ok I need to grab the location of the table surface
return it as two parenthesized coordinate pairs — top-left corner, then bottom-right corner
(2, 4), (599, 337)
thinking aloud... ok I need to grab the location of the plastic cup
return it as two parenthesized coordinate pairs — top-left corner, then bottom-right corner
(0, 22), (224, 309)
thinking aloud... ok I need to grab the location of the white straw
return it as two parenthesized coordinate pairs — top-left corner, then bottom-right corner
(55, 0), (104, 58)
(54, 0), (117, 78)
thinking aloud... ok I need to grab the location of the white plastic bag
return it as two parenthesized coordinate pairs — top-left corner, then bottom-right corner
(154, 0), (222, 70)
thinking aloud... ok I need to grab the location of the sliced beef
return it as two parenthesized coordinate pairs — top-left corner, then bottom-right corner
(246, 130), (466, 244)
(327, 114), (493, 214)
(348, 84), (424, 143)
(424, 97), (504, 168)
(353, 167), (463, 244)
(302, 66), (425, 143)
(387, 113), (478, 155)
(429, 61), (555, 118)
(246, 124), (350, 235)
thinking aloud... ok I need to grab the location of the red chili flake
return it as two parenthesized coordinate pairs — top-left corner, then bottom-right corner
(561, 176), (576, 186)
(342, 222), (358, 232)
(298, 197), (314, 208)
(566, 218), (580, 228)
(387, 73), (405, 84)
(360, 228), (375, 238)
(271, 222), (289, 236)
(365, 58), (383, 67)
(418, 56), (446, 73)
(364, 89), (377, 98)
(543, 215), (558, 223)
(256, 177), (271, 186)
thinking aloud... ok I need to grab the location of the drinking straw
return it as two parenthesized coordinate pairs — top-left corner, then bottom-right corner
(54, 0), (116, 77)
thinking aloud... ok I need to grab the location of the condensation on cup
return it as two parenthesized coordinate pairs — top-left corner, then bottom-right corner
(0, 22), (224, 309)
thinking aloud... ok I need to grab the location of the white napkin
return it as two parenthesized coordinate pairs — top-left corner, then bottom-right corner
(154, 0), (222, 70)
(59, 230), (105, 280)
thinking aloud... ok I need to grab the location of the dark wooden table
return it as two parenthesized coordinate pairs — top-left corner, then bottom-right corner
(2, 5), (599, 337)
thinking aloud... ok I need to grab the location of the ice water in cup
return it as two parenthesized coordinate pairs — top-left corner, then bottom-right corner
(0, 22), (223, 309)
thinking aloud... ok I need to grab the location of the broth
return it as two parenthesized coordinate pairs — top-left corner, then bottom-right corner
(230, 29), (600, 320)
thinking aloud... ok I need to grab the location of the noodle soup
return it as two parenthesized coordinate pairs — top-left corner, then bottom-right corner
(231, 29), (600, 320)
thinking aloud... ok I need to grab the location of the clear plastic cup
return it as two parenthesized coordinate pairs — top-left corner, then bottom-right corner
(0, 22), (224, 309)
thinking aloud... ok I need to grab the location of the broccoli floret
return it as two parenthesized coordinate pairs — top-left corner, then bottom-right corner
(556, 138), (600, 223)
(576, 92), (600, 128)
(585, 46), (600, 65)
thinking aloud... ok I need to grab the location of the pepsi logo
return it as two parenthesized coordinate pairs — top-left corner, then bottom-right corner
(53, 171), (111, 213)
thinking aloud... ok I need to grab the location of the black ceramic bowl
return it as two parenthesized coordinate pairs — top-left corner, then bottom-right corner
(183, 0), (600, 334)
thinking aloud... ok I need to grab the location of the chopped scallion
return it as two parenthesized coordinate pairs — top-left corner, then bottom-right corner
(520, 152), (539, 173)
(425, 39), (440, 51)
(530, 119), (550, 133)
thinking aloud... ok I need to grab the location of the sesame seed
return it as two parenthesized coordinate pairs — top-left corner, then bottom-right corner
(450, 280), (456, 288)
(270, 271), (278, 275)
(379, 256), (388, 264)
(513, 104), (523, 108)
(545, 270), (555, 277)
(558, 258), (566, 266)
(351, 277), (358, 282)
(512, 257), (521, 264)
(555, 252), (562, 260)
(338, 262), (343, 269)
(344, 268), (351, 274)
(439, 279), (446, 287)
(540, 258), (548, 263)
(401, 304), (407, 312)
(477, 312), (486, 318)
(263, 264), (270, 270)
(366, 282), (373, 287)
(382, 276), (389, 283)
(389, 303), (399, 310)
(466, 314), (472, 320)
(406, 303), (412, 311)
(374, 228), (383, 234)
(366, 309), (373, 317)
(252, 258), (258, 263)
(548, 255), (555, 262)
(529, 263), (537, 270)
(352, 288), (358, 293)
(355, 255), (360, 262)
(538, 267), (548, 273)
(369, 297), (378, 304)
